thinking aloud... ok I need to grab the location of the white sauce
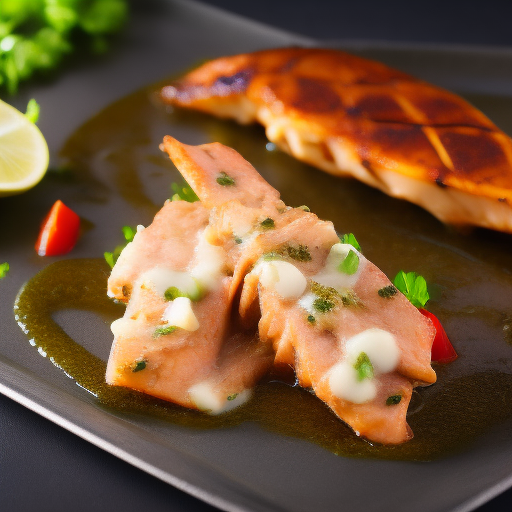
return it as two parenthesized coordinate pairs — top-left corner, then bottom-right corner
(328, 328), (400, 404)
(189, 231), (227, 290)
(140, 267), (199, 298)
(162, 297), (199, 331)
(345, 328), (400, 374)
(328, 361), (377, 404)
(188, 382), (252, 414)
(312, 243), (364, 291)
(255, 260), (307, 299)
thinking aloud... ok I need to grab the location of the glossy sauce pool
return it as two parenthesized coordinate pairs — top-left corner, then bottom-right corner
(14, 81), (512, 461)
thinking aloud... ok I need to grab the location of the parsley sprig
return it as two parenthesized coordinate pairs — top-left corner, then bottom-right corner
(393, 271), (429, 309)
(104, 225), (136, 268)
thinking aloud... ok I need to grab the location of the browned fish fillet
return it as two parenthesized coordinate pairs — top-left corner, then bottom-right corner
(161, 47), (512, 234)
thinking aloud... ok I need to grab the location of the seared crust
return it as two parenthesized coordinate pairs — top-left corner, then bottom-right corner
(161, 47), (512, 232)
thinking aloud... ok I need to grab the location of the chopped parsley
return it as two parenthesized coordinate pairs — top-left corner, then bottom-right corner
(354, 352), (374, 381)
(338, 249), (359, 275)
(153, 326), (177, 338)
(260, 217), (275, 230)
(313, 297), (336, 313)
(171, 180), (199, 202)
(307, 314), (316, 324)
(378, 285), (398, 299)
(216, 172), (236, 186)
(227, 393), (238, 401)
(164, 286), (186, 301)
(340, 291), (361, 307)
(104, 225), (137, 268)
(234, 236), (243, 244)
(393, 271), (429, 309)
(386, 394), (402, 406)
(132, 360), (147, 372)
(0, 262), (9, 279)
(286, 244), (312, 262)
(339, 233), (361, 252)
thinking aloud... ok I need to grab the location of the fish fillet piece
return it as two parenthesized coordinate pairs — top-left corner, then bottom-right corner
(161, 47), (512, 234)
(106, 199), (273, 412)
(159, 136), (435, 444)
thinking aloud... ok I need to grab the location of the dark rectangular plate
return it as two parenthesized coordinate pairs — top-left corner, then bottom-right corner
(2, 1), (512, 511)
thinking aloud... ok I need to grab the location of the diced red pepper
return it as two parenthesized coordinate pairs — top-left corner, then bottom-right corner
(35, 200), (80, 256)
(419, 308), (458, 364)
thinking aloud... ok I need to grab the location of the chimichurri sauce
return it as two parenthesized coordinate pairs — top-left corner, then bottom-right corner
(14, 81), (512, 462)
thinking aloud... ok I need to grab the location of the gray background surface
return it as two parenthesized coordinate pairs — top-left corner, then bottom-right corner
(2, 1), (512, 511)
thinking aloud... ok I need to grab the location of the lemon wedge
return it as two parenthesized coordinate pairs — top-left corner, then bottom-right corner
(0, 99), (49, 197)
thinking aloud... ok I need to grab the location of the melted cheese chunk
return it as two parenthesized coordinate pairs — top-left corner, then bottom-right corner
(345, 328), (400, 374)
(188, 382), (252, 414)
(162, 297), (199, 331)
(140, 267), (199, 298)
(312, 243), (364, 291)
(256, 260), (307, 299)
(328, 361), (377, 404)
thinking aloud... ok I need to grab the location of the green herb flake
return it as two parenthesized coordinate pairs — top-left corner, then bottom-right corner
(132, 360), (147, 372)
(297, 205), (310, 212)
(171, 180), (199, 202)
(216, 172), (236, 186)
(153, 326), (177, 338)
(307, 314), (316, 324)
(339, 233), (361, 252)
(386, 394), (402, 406)
(260, 217), (275, 230)
(313, 297), (336, 314)
(338, 249), (359, 275)
(378, 285), (398, 299)
(354, 352), (374, 382)
(393, 271), (430, 309)
(286, 244), (312, 262)
(0, 262), (10, 279)
(104, 225), (137, 268)
(234, 236), (243, 244)
(25, 99), (40, 124)
(164, 286), (186, 301)
(227, 393), (238, 401)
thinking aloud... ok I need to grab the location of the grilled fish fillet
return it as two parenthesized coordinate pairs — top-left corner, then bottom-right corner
(106, 136), (436, 444)
(161, 47), (512, 234)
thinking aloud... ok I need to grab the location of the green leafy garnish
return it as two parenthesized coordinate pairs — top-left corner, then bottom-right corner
(0, 262), (9, 279)
(354, 352), (374, 381)
(25, 98), (40, 123)
(132, 359), (147, 372)
(378, 285), (398, 299)
(338, 249), (359, 275)
(104, 225), (136, 268)
(386, 394), (402, 406)
(216, 172), (235, 186)
(234, 236), (243, 244)
(339, 233), (361, 252)
(164, 286), (186, 301)
(227, 393), (238, 401)
(171, 180), (199, 202)
(153, 325), (177, 338)
(307, 314), (316, 324)
(297, 205), (310, 212)
(393, 271), (429, 308)
(260, 217), (275, 230)
(0, 0), (129, 94)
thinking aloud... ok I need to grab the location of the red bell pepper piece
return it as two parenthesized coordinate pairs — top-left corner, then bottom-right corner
(419, 308), (457, 364)
(35, 200), (80, 256)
